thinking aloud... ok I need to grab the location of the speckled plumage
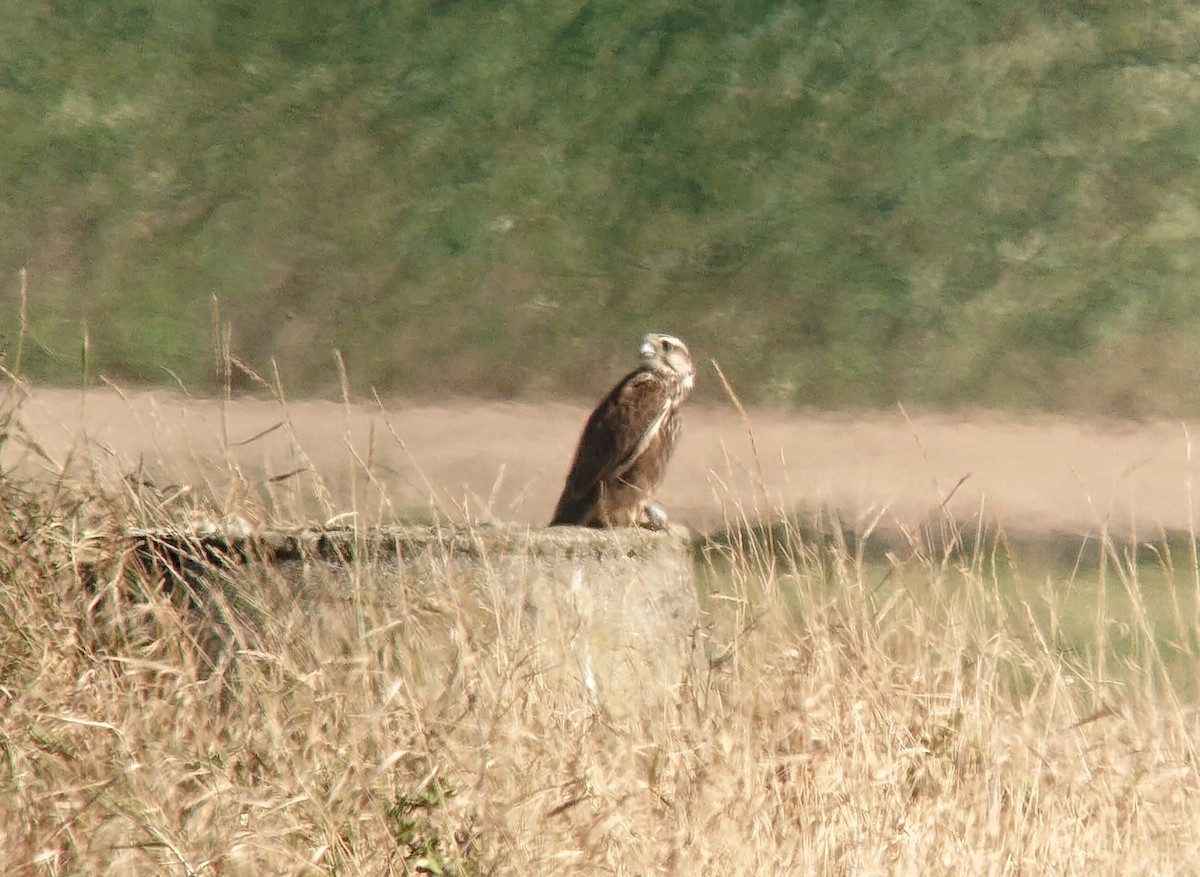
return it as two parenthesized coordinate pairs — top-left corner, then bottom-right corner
(550, 333), (694, 529)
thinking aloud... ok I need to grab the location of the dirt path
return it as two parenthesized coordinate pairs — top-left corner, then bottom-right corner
(5, 385), (1200, 536)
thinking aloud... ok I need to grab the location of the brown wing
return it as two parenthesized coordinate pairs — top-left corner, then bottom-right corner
(550, 370), (673, 525)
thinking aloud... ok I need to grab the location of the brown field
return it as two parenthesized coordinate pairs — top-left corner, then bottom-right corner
(6, 385), (1200, 536)
(5, 384), (1200, 875)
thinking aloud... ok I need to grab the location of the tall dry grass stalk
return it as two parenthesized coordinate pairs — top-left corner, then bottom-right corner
(2, 352), (1200, 874)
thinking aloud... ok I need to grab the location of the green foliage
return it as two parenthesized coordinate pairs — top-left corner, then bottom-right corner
(4, 1), (1200, 413)
(385, 777), (473, 876)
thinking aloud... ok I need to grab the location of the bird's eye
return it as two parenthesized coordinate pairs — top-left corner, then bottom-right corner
(661, 339), (673, 352)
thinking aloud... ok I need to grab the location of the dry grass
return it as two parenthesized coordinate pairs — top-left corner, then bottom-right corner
(4, 380), (1200, 876)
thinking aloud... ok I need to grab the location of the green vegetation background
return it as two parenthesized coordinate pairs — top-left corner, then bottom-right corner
(4, 1), (1200, 414)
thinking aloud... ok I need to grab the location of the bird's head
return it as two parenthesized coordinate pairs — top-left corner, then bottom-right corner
(638, 333), (695, 392)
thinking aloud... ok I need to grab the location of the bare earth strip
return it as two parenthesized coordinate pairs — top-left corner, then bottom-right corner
(5, 385), (1200, 536)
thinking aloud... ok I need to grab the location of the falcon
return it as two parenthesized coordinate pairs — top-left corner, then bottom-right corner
(550, 333), (695, 530)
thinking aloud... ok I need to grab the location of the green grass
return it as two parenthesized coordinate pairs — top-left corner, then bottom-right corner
(5, 1), (1200, 413)
(700, 515), (1200, 694)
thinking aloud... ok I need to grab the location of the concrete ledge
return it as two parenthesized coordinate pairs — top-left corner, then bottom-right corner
(119, 523), (701, 717)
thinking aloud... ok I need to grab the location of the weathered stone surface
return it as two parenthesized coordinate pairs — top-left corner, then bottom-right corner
(125, 523), (700, 717)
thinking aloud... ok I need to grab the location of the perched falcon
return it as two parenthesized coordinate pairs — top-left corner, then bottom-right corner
(550, 333), (695, 530)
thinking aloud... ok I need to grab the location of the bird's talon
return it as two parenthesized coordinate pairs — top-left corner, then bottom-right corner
(642, 504), (669, 531)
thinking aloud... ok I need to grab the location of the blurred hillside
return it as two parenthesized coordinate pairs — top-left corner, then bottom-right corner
(4, 1), (1200, 414)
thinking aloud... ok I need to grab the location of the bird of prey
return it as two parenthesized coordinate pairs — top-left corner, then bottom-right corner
(550, 333), (695, 530)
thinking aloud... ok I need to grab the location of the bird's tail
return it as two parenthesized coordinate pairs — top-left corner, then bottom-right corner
(549, 491), (596, 527)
